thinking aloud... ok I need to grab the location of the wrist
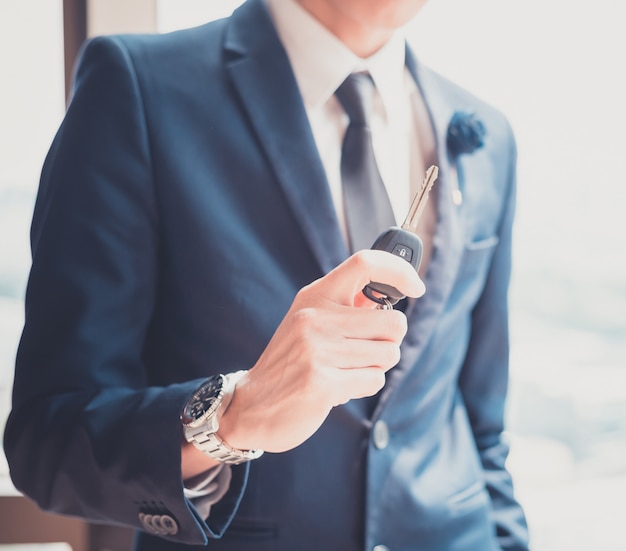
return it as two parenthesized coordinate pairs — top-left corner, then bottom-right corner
(215, 370), (255, 450)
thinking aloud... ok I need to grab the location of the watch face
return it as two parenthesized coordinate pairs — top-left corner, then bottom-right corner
(181, 376), (223, 425)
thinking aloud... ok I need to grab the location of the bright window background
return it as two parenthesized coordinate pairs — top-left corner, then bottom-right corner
(0, 0), (65, 496)
(1, 1), (625, 550)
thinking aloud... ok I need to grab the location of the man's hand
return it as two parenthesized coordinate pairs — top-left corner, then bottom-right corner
(216, 250), (424, 454)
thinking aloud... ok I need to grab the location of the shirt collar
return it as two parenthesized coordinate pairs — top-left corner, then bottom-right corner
(265, 0), (406, 115)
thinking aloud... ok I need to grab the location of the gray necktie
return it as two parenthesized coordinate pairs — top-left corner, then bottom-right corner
(335, 73), (396, 253)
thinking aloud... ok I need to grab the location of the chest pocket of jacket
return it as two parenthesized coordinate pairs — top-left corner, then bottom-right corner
(451, 235), (500, 307)
(461, 235), (499, 275)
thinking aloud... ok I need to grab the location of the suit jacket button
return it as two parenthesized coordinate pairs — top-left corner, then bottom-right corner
(139, 512), (155, 533)
(159, 514), (179, 535)
(372, 420), (390, 449)
(149, 515), (169, 535)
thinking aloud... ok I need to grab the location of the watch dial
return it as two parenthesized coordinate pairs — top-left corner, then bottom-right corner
(182, 376), (223, 424)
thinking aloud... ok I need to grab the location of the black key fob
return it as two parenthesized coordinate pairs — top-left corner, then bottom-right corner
(362, 227), (423, 306)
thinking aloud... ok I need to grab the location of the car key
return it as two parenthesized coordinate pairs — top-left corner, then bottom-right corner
(362, 165), (439, 307)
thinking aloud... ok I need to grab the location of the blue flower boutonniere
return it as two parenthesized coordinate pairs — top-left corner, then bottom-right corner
(446, 110), (486, 157)
(446, 111), (486, 205)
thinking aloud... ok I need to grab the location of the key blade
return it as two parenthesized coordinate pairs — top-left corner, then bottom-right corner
(401, 165), (439, 232)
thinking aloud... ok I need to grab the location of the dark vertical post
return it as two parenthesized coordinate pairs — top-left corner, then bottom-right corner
(63, 0), (87, 102)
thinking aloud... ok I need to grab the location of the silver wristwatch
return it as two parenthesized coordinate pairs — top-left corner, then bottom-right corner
(181, 370), (263, 465)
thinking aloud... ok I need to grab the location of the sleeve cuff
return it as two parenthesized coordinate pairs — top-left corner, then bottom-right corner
(183, 463), (232, 519)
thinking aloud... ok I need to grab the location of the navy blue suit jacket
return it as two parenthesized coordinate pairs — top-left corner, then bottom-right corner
(5, 1), (529, 549)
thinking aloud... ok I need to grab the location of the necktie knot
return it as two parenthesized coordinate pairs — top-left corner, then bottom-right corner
(335, 72), (375, 127)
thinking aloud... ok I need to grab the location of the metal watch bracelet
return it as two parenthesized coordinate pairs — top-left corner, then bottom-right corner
(185, 370), (264, 464)
(185, 428), (263, 465)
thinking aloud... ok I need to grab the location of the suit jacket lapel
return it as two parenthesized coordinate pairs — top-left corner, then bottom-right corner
(224, 0), (348, 275)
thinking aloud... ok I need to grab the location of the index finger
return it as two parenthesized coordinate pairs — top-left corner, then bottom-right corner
(313, 250), (425, 306)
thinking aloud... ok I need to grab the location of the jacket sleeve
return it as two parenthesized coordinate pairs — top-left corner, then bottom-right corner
(457, 123), (530, 551)
(3, 35), (247, 545)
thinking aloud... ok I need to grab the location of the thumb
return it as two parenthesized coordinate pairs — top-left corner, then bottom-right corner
(312, 250), (425, 307)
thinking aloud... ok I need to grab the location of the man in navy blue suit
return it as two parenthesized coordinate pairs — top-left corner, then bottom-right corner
(5, 0), (529, 549)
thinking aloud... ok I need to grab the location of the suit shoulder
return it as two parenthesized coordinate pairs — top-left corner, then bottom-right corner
(71, 20), (228, 100)
(78, 19), (227, 71)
